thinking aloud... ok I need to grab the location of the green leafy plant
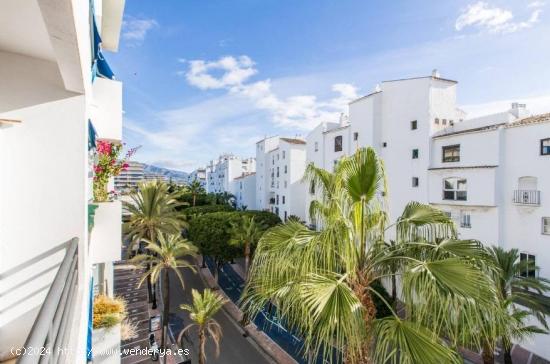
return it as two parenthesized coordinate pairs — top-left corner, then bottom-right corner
(93, 295), (126, 329)
(93, 141), (137, 202)
(178, 289), (228, 364)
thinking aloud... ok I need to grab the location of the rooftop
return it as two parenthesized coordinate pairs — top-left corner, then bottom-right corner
(280, 137), (306, 145)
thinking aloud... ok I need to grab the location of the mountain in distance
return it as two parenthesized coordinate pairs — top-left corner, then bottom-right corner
(142, 163), (189, 183)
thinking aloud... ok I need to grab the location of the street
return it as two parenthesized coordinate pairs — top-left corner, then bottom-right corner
(167, 263), (272, 364)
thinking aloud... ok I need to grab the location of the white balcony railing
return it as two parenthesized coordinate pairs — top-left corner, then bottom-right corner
(513, 190), (540, 205)
(89, 201), (122, 264)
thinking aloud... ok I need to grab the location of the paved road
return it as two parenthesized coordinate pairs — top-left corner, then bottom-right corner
(167, 263), (272, 364)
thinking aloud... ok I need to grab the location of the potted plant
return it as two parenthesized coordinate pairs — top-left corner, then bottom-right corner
(89, 142), (138, 264)
(93, 141), (137, 202)
(92, 295), (126, 361)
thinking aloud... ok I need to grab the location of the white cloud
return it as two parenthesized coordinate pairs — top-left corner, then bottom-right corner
(180, 55), (359, 130)
(122, 16), (158, 45)
(455, 2), (543, 34)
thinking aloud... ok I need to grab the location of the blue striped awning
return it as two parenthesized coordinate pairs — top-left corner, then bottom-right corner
(88, 119), (97, 150)
(91, 12), (115, 81)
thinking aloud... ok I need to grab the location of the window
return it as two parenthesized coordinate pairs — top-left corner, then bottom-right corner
(282, 196), (286, 204)
(442, 119), (447, 125)
(276, 167), (279, 177)
(277, 154), (280, 160)
(435, 118), (440, 125)
(443, 178), (467, 201)
(412, 177), (419, 187)
(383, 142), (387, 148)
(460, 212), (471, 228)
(543, 217), (550, 235)
(282, 151), (286, 159)
(334, 136), (343, 152)
(284, 181), (287, 188)
(276, 195), (279, 204)
(314, 142), (319, 152)
(333, 160), (338, 171)
(442, 145), (460, 162)
(284, 165), (287, 174)
(541, 138), (550, 155)
(284, 211), (287, 221)
(310, 181), (315, 194)
(412, 149), (419, 159)
(519, 253), (536, 278)
(353, 132), (359, 141)
(411, 120), (418, 130)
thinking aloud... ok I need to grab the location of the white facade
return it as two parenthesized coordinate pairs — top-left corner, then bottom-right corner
(187, 167), (207, 188)
(114, 161), (144, 192)
(231, 173), (257, 210)
(205, 154), (256, 194)
(0, 0), (125, 362)
(306, 72), (550, 360)
(255, 137), (307, 221)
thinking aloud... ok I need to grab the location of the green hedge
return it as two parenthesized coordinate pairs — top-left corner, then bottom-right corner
(183, 204), (235, 218)
(188, 210), (281, 262)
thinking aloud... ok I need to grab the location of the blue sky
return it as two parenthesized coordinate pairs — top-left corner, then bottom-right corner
(109, 0), (550, 172)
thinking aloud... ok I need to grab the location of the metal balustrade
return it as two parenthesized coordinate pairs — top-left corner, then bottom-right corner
(513, 190), (541, 205)
(18, 238), (79, 364)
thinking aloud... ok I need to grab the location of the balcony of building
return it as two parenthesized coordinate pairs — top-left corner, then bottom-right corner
(89, 200), (123, 265)
(90, 77), (123, 142)
(513, 190), (541, 206)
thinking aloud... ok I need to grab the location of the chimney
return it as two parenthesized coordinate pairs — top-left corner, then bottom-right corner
(339, 113), (347, 127)
(374, 84), (381, 93)
(509, 102), (530, 119)
(432, 69), (440, 78)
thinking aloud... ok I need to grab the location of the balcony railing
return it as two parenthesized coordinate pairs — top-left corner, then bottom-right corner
(18, 238), (79, 364)
(513, 190), (540, 205)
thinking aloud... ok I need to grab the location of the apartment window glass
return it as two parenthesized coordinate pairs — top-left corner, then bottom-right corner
(442, 145), (460, 162)
(541, 138), (550, 155)
(382, 142), (387, 148)
(282, 196), (286, 204)
(519, 253), (536, 278)
(284, 165), (287, 174)
(353, 132), (359, 141)
(412, 149), (419, 159)
(315, 142), (319, 152)
(460, 212), (471, 228)
(310, 181), (315, 194)
(442, 119), (447, 125)
(411, 120), (418, 130)
(277, 154), (280, 160)
(412, 177), (419, 187)
(284, 211), (287, 221)
(284, 181), (288, 188)
(543, 217), (550, 235)
(282, 151), (286, 159)
(443, 178), (467, 201)
(435, 118), (440, 125)
(335, 135), (343, 152)
(276, 195), (279, 204)
(277, 167), (279, 177)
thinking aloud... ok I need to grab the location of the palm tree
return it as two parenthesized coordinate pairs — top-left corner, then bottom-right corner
(179, 289), (227, 364)
(124, 181), (187, 305)
(187, 179), (205, 207)
(124, 181), (187, 251)
(131, 233), (198, 349)
(480, 247), (550, 364)
(228, 216), (267, 278)
(241, 147), (500, 364)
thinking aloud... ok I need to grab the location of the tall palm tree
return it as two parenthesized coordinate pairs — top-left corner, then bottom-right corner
(241, 147), (500, 364)
(480, 247), (550, 364)
(131, 233), (198, 349)
(179, 289), (227, 364)
(124, 181), (187, 251)
(187, 179), (205, 207)
(228, 216), (267, 278)
(124, 181), (187, 304)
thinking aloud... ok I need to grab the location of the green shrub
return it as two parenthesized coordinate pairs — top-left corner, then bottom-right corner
(183, 204), (235, 219)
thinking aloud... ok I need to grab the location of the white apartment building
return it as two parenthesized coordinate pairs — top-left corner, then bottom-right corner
(256, 137), (307, 222)
(114, 161), (144, 192)
(0, 0), (125, 362)
(231, 173), (257, 210)
(306, 72), (550, 360)
(206, 154), (256, 194)
(187, 167), (207, 188)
